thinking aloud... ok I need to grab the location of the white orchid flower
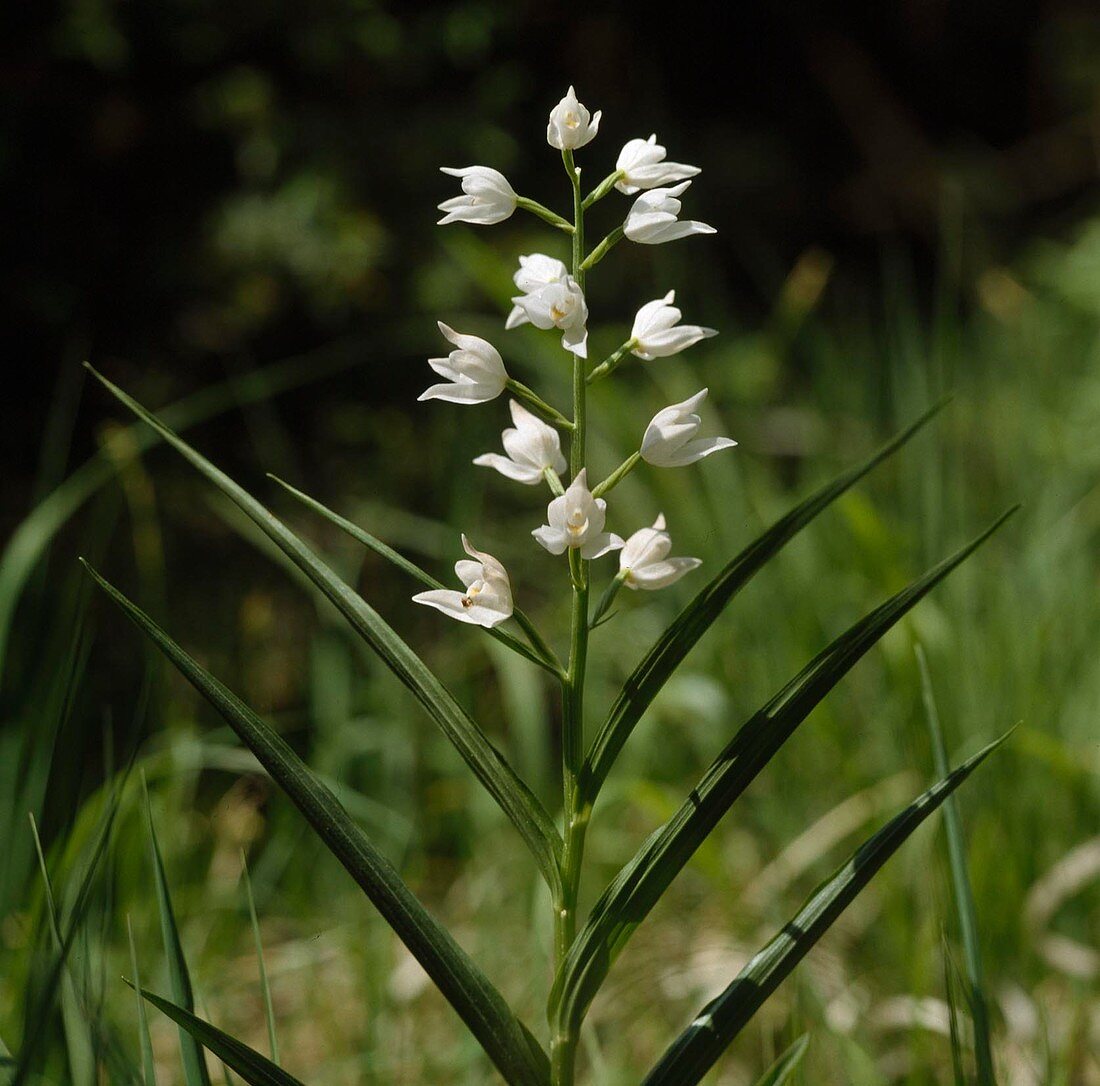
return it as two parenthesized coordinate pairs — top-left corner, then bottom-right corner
(418, 322), (508, 405)
(533, 469), (623, 559)
(630, 290), (717, 361)
(511, 274), (589, 357)
(546, 86), (601, 151)
(615, 135), (700, 195)
(412, 536), (514, 628)
(437, 166), (517, 226)
(473, 399), (567, 485)
(641, 389), (738, 467)
(623, 181), (716, 245)
(505, 253), (570, 330)
(618, 514), (701, 590)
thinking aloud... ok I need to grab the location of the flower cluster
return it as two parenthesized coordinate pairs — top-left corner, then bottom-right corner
(417, 87), (736, 628)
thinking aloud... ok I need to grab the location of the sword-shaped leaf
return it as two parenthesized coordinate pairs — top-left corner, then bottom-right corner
(83, 565), (549, 1086)
(580, 400), (947, 804)
(84, 366), (563, 897)
(750, 1034), (809, 1086)
(126, 985), (305, 1086)
(642, 735), (1008, 1085)
(551, 509), (1015, 1037)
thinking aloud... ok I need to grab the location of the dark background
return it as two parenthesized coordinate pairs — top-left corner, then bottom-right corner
(4, 0), (1098, 530)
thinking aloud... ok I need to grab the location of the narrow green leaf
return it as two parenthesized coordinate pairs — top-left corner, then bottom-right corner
(83, 564), (549, 1086)
(581, 399), (948, 804)
(918, 647), (996, 1085)
(240, 852), (279, 1066)
(268, 475), (562, 676)
(552, 509), (1015, 1036)
(127, 985), (304, 1086)
(141, 775), (212, 1086)
(127, 917), (158, 1086)
(942, 935), (968, 1086)
(29, 815), (96, 1086)
(751, 1034), (809, 1086)
(642, 735), (1008, 1085)
(86, 367), (563, 895)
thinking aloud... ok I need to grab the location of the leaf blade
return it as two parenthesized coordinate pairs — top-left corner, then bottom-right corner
(85, 366), (563, 895)
(751, 1034), (809, 1086)
(641, 735), (1009, 1085)
(129, 985), (305, 1086)
(581, 400), (948, 804)
(84, 564), (549, 1086)
(142, 776), (212, 1086)
(552, 509), (1015, 1036)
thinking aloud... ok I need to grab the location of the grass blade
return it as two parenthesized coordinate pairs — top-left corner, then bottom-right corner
(942, 934), (968, 1085)
(269, 476), (562, 676)
(85, 366), (563, 896)
(642, 735), (1009, 1085)
(142, 776), (212, 1086)
(581, 400), (948, 804)
(127, 985), (304, 1086)
(918, 647), (996, 1084)
(127, 917), (158, 1086)
(240, 852), (279, 1066)
(83, 564), (550, 1086)
(551, 509), (1015, 1037)
(751, 1034), (809, 1086)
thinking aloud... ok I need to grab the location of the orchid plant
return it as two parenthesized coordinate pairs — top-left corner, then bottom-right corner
(81, 85), (1013, 1086)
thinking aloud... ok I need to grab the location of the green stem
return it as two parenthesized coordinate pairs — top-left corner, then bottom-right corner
(505, 377), (574, 431)
(552, 147), (589, 1086)
(544, 466), (565, 496)
(512, 607), (565, 679)
(591, 451), (641, 499)
(582, 170), (624, 209)
(586, 340), (635, 384)
(515, 195), (575, 233)
(580, 225), (624, 271)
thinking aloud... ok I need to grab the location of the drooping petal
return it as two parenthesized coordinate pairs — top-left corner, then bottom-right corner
(532, 524), (569, 554)
(626, 556), (702, 590)
(472, 452), (544, 484)
(580, 532), (624, 560)
(411, 589), (511, 627)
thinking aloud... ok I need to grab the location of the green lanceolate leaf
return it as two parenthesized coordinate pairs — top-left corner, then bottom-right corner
(142, 777), (212, 1086)
(268, 475), (562, 676)
(127, 917), (158, 1086)
(127, 985), (304, 1086)
(580, 399), (948, 805)
(642, 735), (1009, 1085)
(750, 1034), (809, 1086)
(240, 852), (279, 1066)
(918, 647), (997, 1085)
(551, 508), (1016, 1038)
(85, 367), (563, 897)
(83, 565), (550, 1086)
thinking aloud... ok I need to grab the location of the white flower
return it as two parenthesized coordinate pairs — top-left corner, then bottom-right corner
(412, 536), (514, 628)
(546, 86), (601, 151)
(641, 389), (738, 467)
(630, 291), (717, 361)
(533, 470), (623, 559)
(505, 253), (570, 330)
(473, 399), (567, 485)
(418, 322), (508, 404)
(511, 274), (589, 357)
(623, 181), (716, 245)
(437, 166), (517, 226)
(619, 515), (701, 590)
(615, 135), (700, 195)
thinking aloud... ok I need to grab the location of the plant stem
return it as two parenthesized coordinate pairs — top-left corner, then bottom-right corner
(582, 170), (623, 209)
(515, 195), (575, 233)
(591, 451), (641, 499)
(552, 147), (589, 1086)
(586, 341), (634, 384)
(580, 226), (624, 270)
(505, 377), (574, 431)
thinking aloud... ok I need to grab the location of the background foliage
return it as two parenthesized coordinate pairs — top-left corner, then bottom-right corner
(2, 1), (1099, 1082)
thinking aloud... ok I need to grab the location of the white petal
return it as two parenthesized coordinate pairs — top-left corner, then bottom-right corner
(532, 525), (569, 554)
(472, 452), (544, 484)
(418, 381), (500, 404)
(411, 589), (510, 627)
(660, 436), (738, 467)
(580, 532), (624, 560)
(627, 557), (702, 590)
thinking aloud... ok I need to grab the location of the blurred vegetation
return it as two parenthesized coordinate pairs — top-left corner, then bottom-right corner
(2, 1), (1100, 1083)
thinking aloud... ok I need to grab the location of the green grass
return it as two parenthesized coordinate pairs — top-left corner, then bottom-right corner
(2, 216), (1100, 1082)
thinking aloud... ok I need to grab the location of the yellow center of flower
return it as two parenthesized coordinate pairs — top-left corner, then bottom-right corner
(566, 510), (588, 537)
(564, 111), (580, 130)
